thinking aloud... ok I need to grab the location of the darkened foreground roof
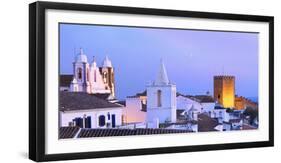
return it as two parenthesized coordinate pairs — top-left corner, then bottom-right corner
(60, 92), (122, 111)
(59, 127), (192, 139)
(242, 124), (258, 130)
(60, 74), (73, 87)
(78, 128), (191, 138)
(198, 114), (219, 132)
(59, 126), (80, 139)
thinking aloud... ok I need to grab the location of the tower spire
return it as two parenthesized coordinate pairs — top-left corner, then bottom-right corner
(79, 47), (83, 55)
(154, 59), (169, 85)
(91, 56), (97, 67)
(102, 55), (112, 67)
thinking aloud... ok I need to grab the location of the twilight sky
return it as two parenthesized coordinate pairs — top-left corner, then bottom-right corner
(60, 23), (259, 100)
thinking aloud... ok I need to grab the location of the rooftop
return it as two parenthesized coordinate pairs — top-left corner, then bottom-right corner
(177, 93), (215, 103)
(59, 126), (80, 139)
(194, 95), (215, 103)
(59, 127), (192, 139)
(60, 92), (122, 111)
(60, 74), (73, 87)
(198, 114), (219, 132)
(78, 128), (192, 138)
(127, 90), (147, 98)
(92, 93), (112, 100)
(242, 124), (258, 130)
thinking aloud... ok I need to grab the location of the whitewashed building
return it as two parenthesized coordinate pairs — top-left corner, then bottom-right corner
(210, 105), (230, 123)
(176, 94), (203, 121)
(59, 92), (123, 129)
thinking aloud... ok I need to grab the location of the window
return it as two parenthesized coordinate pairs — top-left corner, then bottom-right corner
(107, 112), (110, 120)
(85, 116), (91, 128)
(111, 114), (116, 128)
(73, 117), (83, 128)
(157, 90), (162, 107)
(98, 115), (106, 127)
(77, 68), (82, 80)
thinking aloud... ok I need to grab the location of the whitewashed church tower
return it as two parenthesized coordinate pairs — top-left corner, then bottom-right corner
(89, 57), (111, 94)
(70, 48), (90, 92)
(100, 56), (115, 97)
(146, 60), (177, 125)
(69, 49), (115, 97)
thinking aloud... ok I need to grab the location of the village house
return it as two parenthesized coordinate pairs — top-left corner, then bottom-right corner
(59, 92), (123, 129)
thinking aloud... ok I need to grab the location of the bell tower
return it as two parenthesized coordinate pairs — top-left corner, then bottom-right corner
(71, 48), (90, 92)
(146, 60), (177, 124)
(100, 56), (115, 97)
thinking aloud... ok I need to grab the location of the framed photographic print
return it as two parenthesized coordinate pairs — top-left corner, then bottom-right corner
(29, 1), (274, 162)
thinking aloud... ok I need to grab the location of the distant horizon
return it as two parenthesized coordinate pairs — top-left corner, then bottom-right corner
(60, 23), (259, 100)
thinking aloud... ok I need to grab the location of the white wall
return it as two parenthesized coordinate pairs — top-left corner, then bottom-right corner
(147, 85), (177, 123)
(0, 0), (280, 163)
(147, 85), (177, 109)
(201, 102), (215, 113)
(177, 95), (202, 112)
(60, 108), (123, 128)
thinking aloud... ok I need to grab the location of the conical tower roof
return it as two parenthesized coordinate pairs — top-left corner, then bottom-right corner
(102, 56), (112, 68)
(75, 48), (88, 63)
(154, 59), (169, 85)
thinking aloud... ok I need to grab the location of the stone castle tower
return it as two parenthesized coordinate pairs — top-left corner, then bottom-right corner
(213, 75), (235, 108)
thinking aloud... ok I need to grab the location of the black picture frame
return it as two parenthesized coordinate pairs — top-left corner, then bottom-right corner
(29, 1), (274, 162)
